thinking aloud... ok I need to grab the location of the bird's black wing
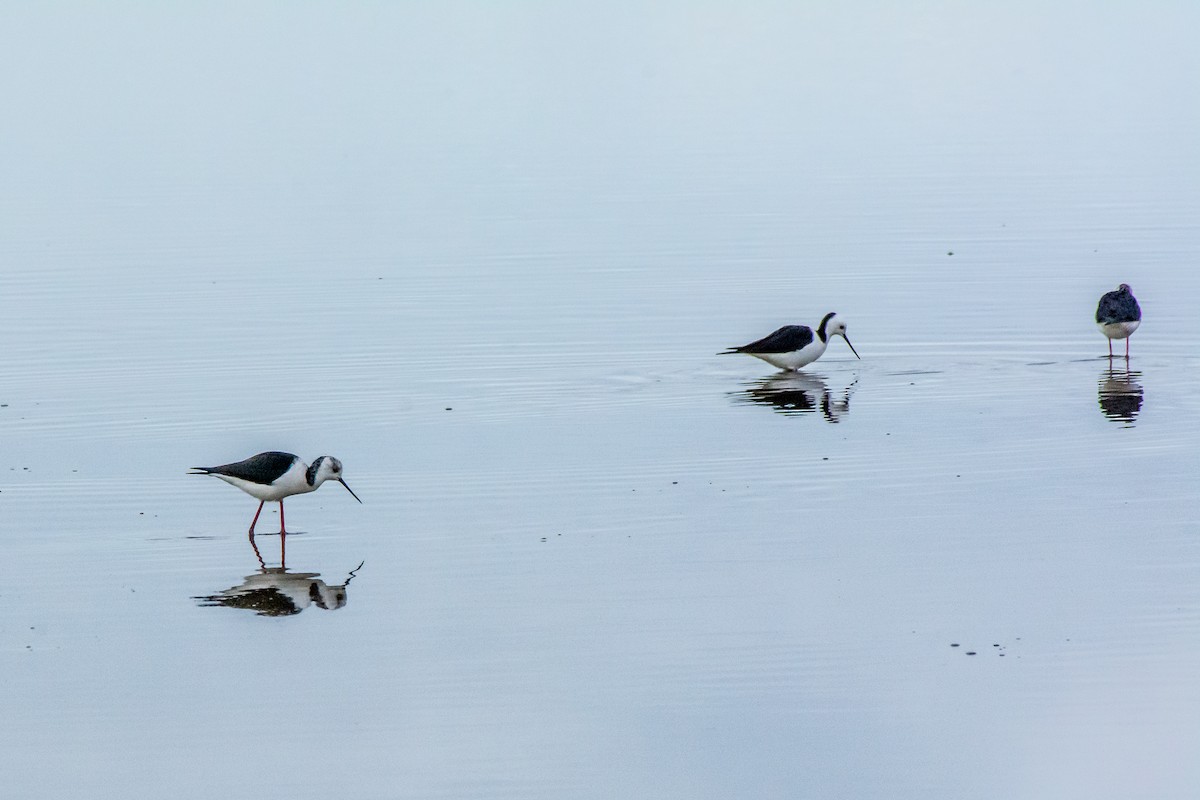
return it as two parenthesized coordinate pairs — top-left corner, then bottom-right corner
(733, 325), (814, 353)
(1096, 291), (1142, 324)
(193, 451), (296, 484)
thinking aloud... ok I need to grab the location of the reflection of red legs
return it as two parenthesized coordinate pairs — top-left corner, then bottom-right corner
(278, 500), (287, 569)
(246, 500), (289, 568)
(249, 501), (265, 535)
(249, 533), (266, 569)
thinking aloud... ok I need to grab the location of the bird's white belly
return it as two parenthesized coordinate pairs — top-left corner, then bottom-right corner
(214, 462), (313, 501)
(1098, 320), (1139, 340)
(752, 341), (827, 370)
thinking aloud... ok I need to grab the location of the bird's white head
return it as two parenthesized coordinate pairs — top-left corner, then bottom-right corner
(309, 456), (362, 503)
(821, 313), (861, 359)
(825, 314), (849, 338)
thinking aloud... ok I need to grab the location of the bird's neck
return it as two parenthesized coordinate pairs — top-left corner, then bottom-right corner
(816, 313), (836, 342)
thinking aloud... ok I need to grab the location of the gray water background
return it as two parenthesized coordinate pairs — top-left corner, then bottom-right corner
(2, 4), (1199, 798)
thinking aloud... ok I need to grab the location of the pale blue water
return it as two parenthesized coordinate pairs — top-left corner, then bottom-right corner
(2, 5), (1200, 798)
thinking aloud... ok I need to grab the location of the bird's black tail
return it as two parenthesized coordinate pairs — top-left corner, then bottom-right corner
(187, 467), (213, 475)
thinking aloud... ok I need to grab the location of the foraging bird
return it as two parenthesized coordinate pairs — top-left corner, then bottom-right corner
(189, 451), (361, 535)
(1095, 284), (1141, 358)
(720, 312), (860, 371)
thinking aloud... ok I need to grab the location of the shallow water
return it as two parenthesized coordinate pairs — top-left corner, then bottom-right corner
(3, 5), (1200, 799)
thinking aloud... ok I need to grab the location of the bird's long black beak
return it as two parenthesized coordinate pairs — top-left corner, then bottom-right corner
(339, 479), (363, 504)
(843, 336), (861, 359)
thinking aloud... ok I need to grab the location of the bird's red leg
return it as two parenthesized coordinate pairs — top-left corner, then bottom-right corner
(249, 500), (265, 536)
(1125, 338), (1130, 359)
(279, 500), (286, 534)
(1108, 339), (1113, 358)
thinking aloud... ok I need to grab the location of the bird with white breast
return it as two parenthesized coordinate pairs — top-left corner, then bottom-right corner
(721, 312), (860, 371)
(1095, 283), (1141, 359)
(190, 451), (361, 536)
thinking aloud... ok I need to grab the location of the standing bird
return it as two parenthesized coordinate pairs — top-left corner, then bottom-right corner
(720, 312), (860, 371)
(189, 451), (362, 536)
(1095, 284), (1142, 358)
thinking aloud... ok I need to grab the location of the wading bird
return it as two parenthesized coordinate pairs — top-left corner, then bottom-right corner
(190, 451), (361, 535)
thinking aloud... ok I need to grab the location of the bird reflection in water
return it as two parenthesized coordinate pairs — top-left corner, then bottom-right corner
(1097, 362), (1144, 426)
(194, 533), (364, 617)
(733, 372), (856, 421)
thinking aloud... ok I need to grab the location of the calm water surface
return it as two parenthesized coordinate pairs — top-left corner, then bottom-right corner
(2, 5), (1200, 799)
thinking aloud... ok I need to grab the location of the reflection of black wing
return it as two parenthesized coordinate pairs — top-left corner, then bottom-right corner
(196, 451), (296, 483)
(1096, 291), (1141, 324)
(195, 587), (302, 616)
(1098, 371), (1144, 424)
(734, 325), (814, 353)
